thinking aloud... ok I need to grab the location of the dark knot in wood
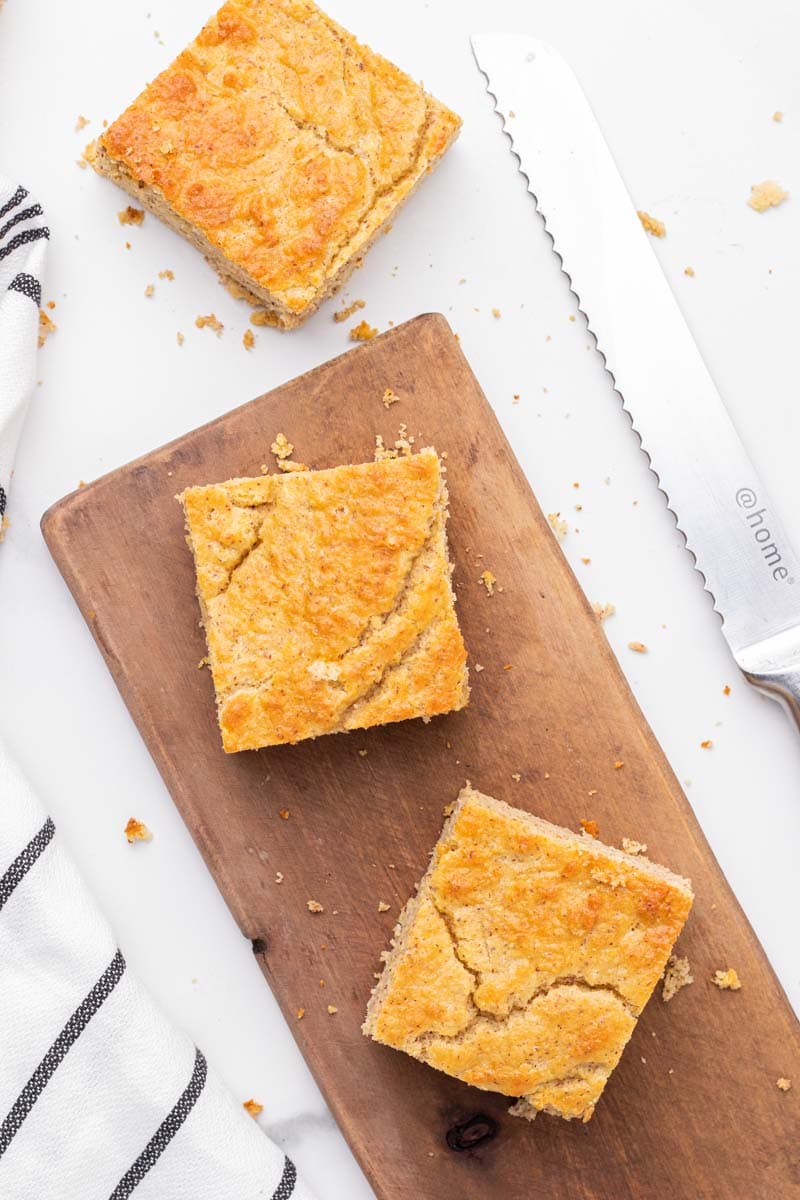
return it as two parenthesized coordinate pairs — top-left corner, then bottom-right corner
(445, 1113), (498, 1151)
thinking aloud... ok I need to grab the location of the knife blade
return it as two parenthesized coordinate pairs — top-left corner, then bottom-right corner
(471, 32), (800, 727)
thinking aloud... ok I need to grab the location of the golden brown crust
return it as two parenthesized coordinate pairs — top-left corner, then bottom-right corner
(364, 787), (692, 1121)
(93, 0), (461, 326)
(179, 448), (468, 751)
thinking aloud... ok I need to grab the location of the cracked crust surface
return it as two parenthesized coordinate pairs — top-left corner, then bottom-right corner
(91, 0), (461, 327)
(363, 786), (692, 1121)
(179, 448), (469, 751)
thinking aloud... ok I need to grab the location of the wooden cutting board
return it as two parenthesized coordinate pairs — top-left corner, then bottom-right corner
(42, 314), (798, 1200)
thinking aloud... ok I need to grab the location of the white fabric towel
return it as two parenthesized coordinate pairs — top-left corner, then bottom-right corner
(0, 183), (315, 1198)
(0, 176), (49, 524)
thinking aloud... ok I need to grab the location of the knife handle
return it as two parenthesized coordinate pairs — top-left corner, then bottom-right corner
(743, 664), (800, 731)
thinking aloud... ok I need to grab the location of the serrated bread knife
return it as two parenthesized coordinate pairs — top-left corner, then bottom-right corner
(472, 33), (800, 729)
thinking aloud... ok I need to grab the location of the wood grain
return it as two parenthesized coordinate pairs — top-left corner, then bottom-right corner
(42, 314), (799, 1200)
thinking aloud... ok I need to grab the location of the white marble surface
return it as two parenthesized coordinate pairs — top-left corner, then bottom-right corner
(1, 1), (799, 1195)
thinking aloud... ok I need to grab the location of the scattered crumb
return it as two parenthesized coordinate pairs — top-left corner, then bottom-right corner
(723, 685), (731, 696)
(307, 900), (324, 914)
(271, 432), (294, 460)
(377, 901), (391, 913)
(333, 298), (365, 322)
(197, 656), (208, 669)
(124, 241), (131, 249)
(275, 872), (284, 884)
(684, 266), (695, 277)
(491, 307), (501, 318)
(700, 739), (713, 750)
(327, 1005), (338, 1015)
(350, 319), (377, 342)
(662, 955), (693, 1002)
(118, 205), (144, 226)
(511, 772), (521, 782)
(75, 114), (90, 132)
(176, 332), (184, 347)
(158, 269), (174, 281)
(512, 394), (520, 404)
(243, 1099), (263, 1118)
(195, 313), (223, 335)
(374, 434), (397, 463)
(250, 309), (280, 327)
(747, 180), (789, 212)
(278, 808), (290, 820)
(124, 818), (152, 844)
(773, 111), (784, 123)
(358, 748), (368, 757)
(568, 314), (576, 322)
(474, 663), (484, 672)
(243, 329), (255, 350)
(296, 1008), (305, 1020)
(580, 819), (600, 838)
(622, 838), (647, 856)
(777, 1078), (792, 1091)
(592, 602), (616, 622)
(144, 283), (154, 298)
(613, 760), (625, 770)
(502, 663), (513, 671)
(581, 557), (591, 565)
(637, 210), (666, 237)
(628, 641), (648, 653)
(712, 967), (741, 991)
(479, 569), (497, 596)
(382, 388), (400, 409)
(76, 158), (88, 170)
(277, 460), (308, 472)
(547, 512), (568, 540)
(38, 310), (57, 348)
(587, 789), (598, 797)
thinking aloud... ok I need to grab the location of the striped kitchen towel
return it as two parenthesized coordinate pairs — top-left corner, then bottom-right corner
(0, 742), (314, 1199)
(0, 178), (49, 529)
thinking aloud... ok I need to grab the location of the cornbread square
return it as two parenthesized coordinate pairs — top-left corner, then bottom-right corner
(89, 0), (461, 328)
(363, 786), (692, 1122)
(179, 448), (469, 751)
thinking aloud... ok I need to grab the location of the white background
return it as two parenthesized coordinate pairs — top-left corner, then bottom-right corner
(1, 1), (799, 1195)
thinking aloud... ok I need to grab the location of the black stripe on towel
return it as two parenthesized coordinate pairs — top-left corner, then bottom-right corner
(0, 185), (27, 222)
(7, 272), (41, 307)
(0, 203), (43, 243)
(0, 486), (6, 518)
(0, 817), (55, 913)
(0, 225), (50, 263)
(271, 1157), (298, 1200)
(108, 1048), (208, 1199)
(0, 949), (126, 1157)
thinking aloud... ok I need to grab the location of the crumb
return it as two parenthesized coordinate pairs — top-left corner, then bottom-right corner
(144, 283), (154, 298)
(773, 111), (784, 123)
(492, 307), (501, 318)
(592, 601), (616, 622)
(502, 663), (513, 671)
(350, 319), (377, 342)
(747, 181), (789, 212)
(158, 269), (174, 281)
(511, 772), (521, 782)
(38, 310), (57, 348)
(0, 515), (10, 542)
(712, 968), (741, 991)
(278, 808), (290, 820)
(124, 817), (152, 844)
(474, 663), (484, 672)
(568, 314), (576, 322)
(75, 114), (90, 132)
(581, 557), (591, 565)
(374, 434), (397, 463)
(628, 641), (648, 653)
(307, 900), (324, 913)
(357, 748), (368, 758)
(637, 210), (666, 237)
(243, 1099), (263, 1118)
(277, 460), (308, 473)
(250, 309), (280, 327)
(176, 332), (184, 347)
(195, 313), (223, 335)
(243, 329), (255, 350)
(382, 388), (400, 408)
(777, 1078), (792, 1091)
(580, 819), (600, 838)
(118, 205), (144, 226)
(271, 433), (293, 460)
(333, 298), (365, 322)
(684, 266), (695, 277)
(622, 838), (647, 855)
(479, 569), (497, 596)
(296, 1008), (305, 1020)
(378, 901), (391, 912)
(327, 1005), (338, 1015)
(124, 241), (131, 250)
(613, 760), (625, 770)
(197, 656), (208, 669)
(76, 158), (88, 170)
(275, 872), (284, 884)
(723, 685), (731, 696)
(700, 739), (713, 749)
(547, 512), (568, 540)
(512, 394), (520, 404)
